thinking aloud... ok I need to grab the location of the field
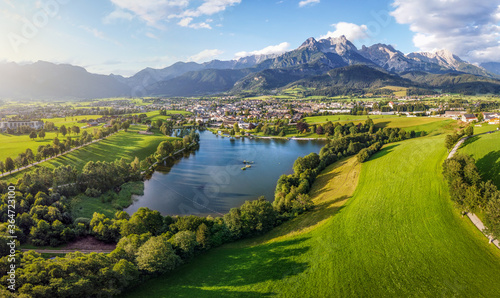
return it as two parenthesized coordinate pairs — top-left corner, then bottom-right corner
(0, 115), (103, 161)
(2, 125), (177, 182)
(71, 181), (144, 219)
(304, 114), (399, 124)
(381, 86), (408, 97)
(126, 135), (500, 297)
(460, 131), (500, 187)
(303, 116), (456, 136)
(0, 110), (191, 162)
(471, 123), (499, 134)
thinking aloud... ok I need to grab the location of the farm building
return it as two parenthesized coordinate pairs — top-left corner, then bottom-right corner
(461, 114), (478, 122)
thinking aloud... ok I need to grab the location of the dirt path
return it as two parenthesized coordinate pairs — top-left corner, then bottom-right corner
(448, 131), (500, 249)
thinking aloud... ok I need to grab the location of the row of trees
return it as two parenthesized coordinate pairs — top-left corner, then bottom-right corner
(0, 124), (130, 175)
(444, 125), (474, 152)
(442, 154), (500, 238)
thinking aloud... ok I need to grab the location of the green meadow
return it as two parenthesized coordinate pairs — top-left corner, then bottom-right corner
(3, 125), (177, 182)
(126, 135), (500, 297)
(0, 115), (101, 161)
(304, 114), (399, 124)
(460, 131), (500, 187)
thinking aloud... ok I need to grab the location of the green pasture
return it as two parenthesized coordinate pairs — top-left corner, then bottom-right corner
(126, 135), (500, 297)
(460, 131), (500, 187)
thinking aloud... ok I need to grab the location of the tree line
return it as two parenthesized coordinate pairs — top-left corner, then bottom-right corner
(0, 120), (132, 175)
(442, 154), (500, 239)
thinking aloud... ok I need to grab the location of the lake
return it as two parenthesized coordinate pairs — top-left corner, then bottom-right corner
(124, 131), (325, 216)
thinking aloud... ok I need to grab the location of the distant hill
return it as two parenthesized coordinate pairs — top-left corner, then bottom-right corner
(148, 69), (252, 97)
(0, 61), (130, 99)
(2, 35), (500, 99)
(480, 62), (500, 76)
(401, 71), (500, 95)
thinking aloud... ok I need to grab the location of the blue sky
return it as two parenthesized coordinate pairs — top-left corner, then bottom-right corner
(0, 0), (499, 76)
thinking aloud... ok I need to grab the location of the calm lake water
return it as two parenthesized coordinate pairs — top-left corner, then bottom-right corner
(124, 131), (325, 216)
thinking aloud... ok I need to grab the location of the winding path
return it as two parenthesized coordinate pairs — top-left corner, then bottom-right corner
(448, 131), (500, 249)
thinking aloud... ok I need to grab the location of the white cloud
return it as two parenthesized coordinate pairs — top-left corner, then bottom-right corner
(106, 0), (240, 29)
(146, 32), (159, 39)
(391, 0), (500, 62)
(177, 17), (212, 29)
(108, 0), (188, 28)
(189, 49), (224, 62)
(79, 25), (121, 46)
(103, 9), (135, 24)
(235, 42), (291, 59)
(79, 25), (107, 40)
(299, 0), (319, 7)
(319, 22), (369, 41)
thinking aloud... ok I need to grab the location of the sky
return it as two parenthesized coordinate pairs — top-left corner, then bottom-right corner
(0, 0), (499, 77)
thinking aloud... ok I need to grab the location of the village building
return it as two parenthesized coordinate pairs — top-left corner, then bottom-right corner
(443, 111), (466, 119)
(0, 120), (44, 131)
(461, 114), (478, 122)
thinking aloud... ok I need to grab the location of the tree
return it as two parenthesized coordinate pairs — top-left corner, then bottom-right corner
(196, 223), (210, 249)
(5, 157), (15, 173)
(60, 125), (67, 137)
(445, 134), (455, 152)
(136, 235), (181, 274)
(121, 121), (130, 132)
(233, 122), (240, 133)
(25, 148), (34, 164)
(485, 193), (500, 239)
(38, 130), (46, 139)
(464, 125), (474, 136)
(0, 161), (4, 174)
(71, 126), (80, 135)
(316, 125), (324, 135)
(29, 131), (37, 140)
(53, 137), (60, 146)
(169, 230), (197, 258)
(131, 157), (140, 172)
(357, 148), (370, 163)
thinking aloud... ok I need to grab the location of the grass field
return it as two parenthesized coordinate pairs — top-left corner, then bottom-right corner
(472, 123), (499, 134)
(460, 131), (500, 187)
(2, 125), (177, 182)
(71, 181), (144, 219)
(306, 116), (456, 135)
(304, 114), (399, 124)
(0, 115), (103, 161)
(126, 135), (500, 297)
(381, 86), (408, 97)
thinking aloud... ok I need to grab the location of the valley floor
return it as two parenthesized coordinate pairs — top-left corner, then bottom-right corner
(126, 135), (500, 297)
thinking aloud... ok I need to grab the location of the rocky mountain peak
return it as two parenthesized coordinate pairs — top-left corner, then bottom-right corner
(298, 37), (319, 51)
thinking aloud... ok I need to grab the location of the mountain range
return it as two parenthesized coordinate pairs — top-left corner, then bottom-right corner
(2, 36), (500, 99)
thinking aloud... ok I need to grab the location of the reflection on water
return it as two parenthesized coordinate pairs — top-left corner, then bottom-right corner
(124, 131), (325, 216)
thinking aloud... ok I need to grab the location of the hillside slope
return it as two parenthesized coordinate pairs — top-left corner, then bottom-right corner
(126, 136), (500, 297)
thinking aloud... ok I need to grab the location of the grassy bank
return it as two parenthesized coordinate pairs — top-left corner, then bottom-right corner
(459, 131), (500, 187)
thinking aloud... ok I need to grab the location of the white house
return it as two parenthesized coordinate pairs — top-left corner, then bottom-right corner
(461, 114), (477, 122)
(0, 120), (44, 131)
